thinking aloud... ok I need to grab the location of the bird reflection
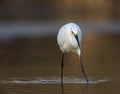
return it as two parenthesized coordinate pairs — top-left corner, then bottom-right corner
(61, 83), (89, 94)
(61, 81), (64, 94)
(81, 84), (89, 94)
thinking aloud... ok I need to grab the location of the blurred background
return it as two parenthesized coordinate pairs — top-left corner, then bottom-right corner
(0, 0), (120, 21)
(0, 0), (120, 94)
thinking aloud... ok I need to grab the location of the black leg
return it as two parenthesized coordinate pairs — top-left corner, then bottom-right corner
(80, 57), (89, 83)
(61, 53), (64, 94)
(61, 53), (64, 84)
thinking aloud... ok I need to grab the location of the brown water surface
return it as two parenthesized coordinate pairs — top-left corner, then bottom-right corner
(0, 32), (120, 94)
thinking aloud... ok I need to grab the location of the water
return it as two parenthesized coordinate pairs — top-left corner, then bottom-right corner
(0, 32), (120, 94)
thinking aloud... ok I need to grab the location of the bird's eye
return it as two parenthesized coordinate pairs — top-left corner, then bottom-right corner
(71, 31), (74, 34)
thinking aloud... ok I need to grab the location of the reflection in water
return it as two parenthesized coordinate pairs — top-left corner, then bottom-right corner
(0, 33), (120, 94)
(82, 84), (89, 94)
(61, 81), (64, 94)
(1, 77), (109, 94)
(61, 82), (89, 94)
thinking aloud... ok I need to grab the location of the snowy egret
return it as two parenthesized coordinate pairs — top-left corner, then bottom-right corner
(57, 23), (89, 83)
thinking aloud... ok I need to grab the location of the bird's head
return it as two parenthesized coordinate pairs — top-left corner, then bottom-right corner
(71, 24), (79, 35)
(70, 25), (81, 50)
(71, 30), (78, 36)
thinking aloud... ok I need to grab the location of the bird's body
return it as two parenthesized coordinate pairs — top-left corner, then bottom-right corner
(57, 22), (89, 84)
(57, 23), (82, 56)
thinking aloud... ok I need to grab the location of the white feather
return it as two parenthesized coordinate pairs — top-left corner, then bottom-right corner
(57, 23), (82, 56)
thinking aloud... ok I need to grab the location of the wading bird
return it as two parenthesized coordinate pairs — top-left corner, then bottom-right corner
(57, 23), (89, 84)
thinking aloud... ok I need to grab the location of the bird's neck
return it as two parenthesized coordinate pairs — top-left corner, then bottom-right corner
(76, 48), (81, 57)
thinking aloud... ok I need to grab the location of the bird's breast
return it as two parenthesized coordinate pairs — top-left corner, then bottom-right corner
(68, 36), (78, 49)
(60, 37), (78, 52)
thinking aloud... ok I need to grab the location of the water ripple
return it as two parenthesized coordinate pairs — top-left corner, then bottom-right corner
(1, 77), (110, 84)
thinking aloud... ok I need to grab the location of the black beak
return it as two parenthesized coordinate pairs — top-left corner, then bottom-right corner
(75, 34), (81, 49)
(75, 35), (89, 83)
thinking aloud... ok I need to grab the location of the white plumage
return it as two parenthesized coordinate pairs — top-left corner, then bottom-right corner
(57, 23), (82, 56)
(57, 22), (89, 84)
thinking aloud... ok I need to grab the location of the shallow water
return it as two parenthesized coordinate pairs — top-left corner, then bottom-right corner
(0, 77), (119, 94)
(1, 77), (109, 84)
(0, 32), (120, 94)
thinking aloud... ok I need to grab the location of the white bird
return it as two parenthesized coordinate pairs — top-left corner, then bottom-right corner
(57, 23), (89, 84)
